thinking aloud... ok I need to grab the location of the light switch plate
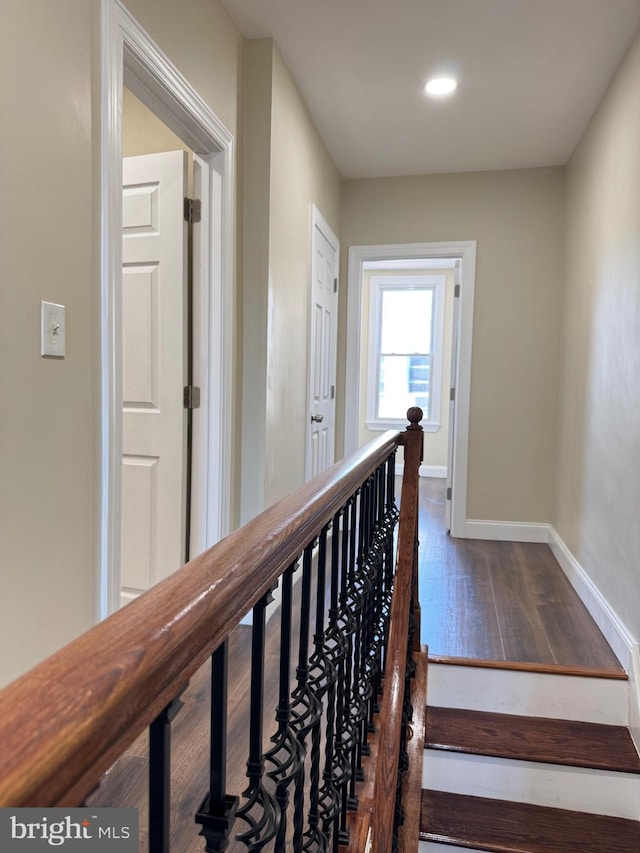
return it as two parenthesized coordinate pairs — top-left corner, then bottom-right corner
(41, 301), (66, 358)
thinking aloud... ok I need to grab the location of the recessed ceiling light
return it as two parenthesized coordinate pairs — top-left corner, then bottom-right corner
(425, 77), (458, 97)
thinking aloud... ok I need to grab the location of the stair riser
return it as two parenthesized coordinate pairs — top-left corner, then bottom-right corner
(423, 749), (640, 820)
(419, 843), (483, 853)
(428, 663), (628, 724)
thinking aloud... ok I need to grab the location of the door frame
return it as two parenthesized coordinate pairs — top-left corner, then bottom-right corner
(345, 241), (476, 538)
(305, 205), (340, 480)
(100, 0), (235, 616)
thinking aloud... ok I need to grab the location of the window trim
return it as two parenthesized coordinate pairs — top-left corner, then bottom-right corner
(365, 274), (446, 432)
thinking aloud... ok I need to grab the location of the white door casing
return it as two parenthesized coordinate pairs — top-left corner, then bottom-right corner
(101, 0), (235, 619)
(345, 242), (476, 538)
(445, 260), (461, 531)
(306, 207), (340, 480)
(121, 150), (187, 606)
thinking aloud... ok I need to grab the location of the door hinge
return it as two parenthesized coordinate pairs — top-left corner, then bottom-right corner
(454, 284), (461, 298)
(183, 385), (201, 409)
(333, 277), (338, 293)
(331, 384), (335, 400)
(184, 197), (202, 224)
(446, 487), (452, 501)
(450, 387), (456, 402)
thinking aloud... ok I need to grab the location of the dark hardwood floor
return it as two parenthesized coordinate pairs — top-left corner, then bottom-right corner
(88, 476), (625, 850)
(418, 478), (623, 671)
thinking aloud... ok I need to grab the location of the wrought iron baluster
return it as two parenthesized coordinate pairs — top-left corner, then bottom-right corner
(290, 541), (322, 850)
(149, 693), (184, 853)
(264, 561), (304, 853)
(379, 452), (399, 681)
(346, 490), (367, 798)
(304, 524), (333, 852)
(196, 642), (239, 853)
(354, 477), (374, 769)
(336, 499), (357, 843)
(318, 509), (346, 847)
(235, 589), (281, 850)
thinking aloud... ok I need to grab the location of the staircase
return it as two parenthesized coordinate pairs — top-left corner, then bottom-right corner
(419, 660), (640, 852)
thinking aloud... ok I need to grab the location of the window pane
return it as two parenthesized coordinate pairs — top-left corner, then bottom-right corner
(380, 288), (433, 354)
(378, 354), (432, 419)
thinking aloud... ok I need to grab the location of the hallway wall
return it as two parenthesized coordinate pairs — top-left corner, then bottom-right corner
(241, 39), (341, 521)
(0, 2), (340, 686)
(0, 0), (96, 687)
(557, 28), (640, 643)
(0, 0), (244, 687)
(340, 167), (565, 524)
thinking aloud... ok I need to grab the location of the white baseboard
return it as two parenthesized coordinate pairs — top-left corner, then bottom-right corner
(461, 520), (551, 543)
(547, 528), (635, 673)
(629, 645), (640, 756)
(395, 462), (447, 478)
(548, 527), (639, 754)
(452, 520), (639, 749)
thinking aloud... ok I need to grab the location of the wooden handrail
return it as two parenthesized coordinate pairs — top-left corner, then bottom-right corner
(370, 408), (423, 852)
(0, 430), (400, 809)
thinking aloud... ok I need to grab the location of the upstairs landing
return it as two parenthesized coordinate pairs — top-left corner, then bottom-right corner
(417, 478), (623, 674)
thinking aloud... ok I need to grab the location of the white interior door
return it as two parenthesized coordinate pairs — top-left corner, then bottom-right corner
(445, 261), (461, 531)
(306, 209), (339, 480)
(121, 150), (188, 606)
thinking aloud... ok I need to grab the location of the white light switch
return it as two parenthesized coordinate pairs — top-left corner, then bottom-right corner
(41, 301), (66, 358)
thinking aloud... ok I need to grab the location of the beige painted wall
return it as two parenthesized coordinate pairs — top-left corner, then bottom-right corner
(0, 0), (243, 687)
(240, 39), (274, 523)
(123, 0), (243, 139)
(340, 167), (565, 523)
(241, 40), (342, 517)
(358, 268), (455, 469)
(265, 45), (342, 506)
(0, 0), (95, 687)
(123, 87), (194, 192)
(556, 29), (640, 642)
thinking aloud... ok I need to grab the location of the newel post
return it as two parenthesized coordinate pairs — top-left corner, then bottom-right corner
(399, 407), (423, 652)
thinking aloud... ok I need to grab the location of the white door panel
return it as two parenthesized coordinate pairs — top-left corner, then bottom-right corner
(121, 150), (188, 606)
(445, 262), (461, 531)
(307, 212), (339, 480)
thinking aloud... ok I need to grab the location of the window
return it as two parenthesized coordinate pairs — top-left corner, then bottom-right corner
(366, 275), (446, 431)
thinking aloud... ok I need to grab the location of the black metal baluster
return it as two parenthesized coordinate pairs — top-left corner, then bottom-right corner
(235, 589), (281, 850)
(336, 500), (356, 845)
(264, 561), (304, 852)
(149, 693), (184, 853)
(346, 491), (365, 800)
(364, 470), (382, 735)
(318, 510), (346, 847)
(290, 542), (322, 850)
(304, 525), (332, 852)
(354, 478), (373, 771)
(380, 453), (399, 678)
(369, 465), (386, 712)
(195, 642), (239, 853)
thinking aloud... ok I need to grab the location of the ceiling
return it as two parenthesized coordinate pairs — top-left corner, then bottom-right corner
(221, 0), (640, 179)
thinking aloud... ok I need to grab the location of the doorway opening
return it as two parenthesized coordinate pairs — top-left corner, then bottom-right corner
(345, 242), (476, 537)
(100, 0), (234, 616)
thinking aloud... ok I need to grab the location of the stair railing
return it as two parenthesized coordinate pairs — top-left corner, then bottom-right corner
(0, 409), (424, 853)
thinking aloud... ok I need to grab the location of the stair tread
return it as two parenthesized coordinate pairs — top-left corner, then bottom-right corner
(420, 789), (640, 853)
(425, 706), (640, 774)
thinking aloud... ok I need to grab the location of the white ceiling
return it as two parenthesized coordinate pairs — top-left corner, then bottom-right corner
(221, 0), (640, 179)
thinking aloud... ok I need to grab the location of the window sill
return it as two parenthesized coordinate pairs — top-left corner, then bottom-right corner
(365, 419), (441, 433)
